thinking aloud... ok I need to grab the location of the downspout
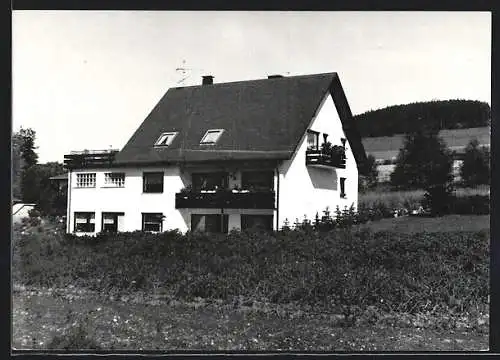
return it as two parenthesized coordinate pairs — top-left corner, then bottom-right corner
(66, 169), (72, 233)
(275, 165), (280, 231)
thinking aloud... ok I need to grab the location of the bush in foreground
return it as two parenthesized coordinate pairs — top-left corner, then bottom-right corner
(14, 225), (489, 318)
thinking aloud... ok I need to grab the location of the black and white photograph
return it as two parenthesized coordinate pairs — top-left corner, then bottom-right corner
(12, 11), (490, 352)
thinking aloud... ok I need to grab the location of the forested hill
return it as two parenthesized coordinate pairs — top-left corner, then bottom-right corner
(353, 100), (491, 137)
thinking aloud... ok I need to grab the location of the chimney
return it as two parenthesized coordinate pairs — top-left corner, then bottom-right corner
(202, 75), (214, 85)
(268, 74), (284, 79)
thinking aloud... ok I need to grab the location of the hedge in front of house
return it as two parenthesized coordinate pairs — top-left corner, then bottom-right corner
(13, 227), (488, 315)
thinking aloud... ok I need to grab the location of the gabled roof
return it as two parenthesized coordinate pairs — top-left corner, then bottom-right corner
(115, 73), (367, 166)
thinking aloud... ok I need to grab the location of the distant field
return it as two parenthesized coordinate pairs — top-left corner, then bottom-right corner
(362, 127), (490, 155)
(357, 215), (490, 234)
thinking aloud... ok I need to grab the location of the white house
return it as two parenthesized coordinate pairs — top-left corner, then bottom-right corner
(12, 201), (36, 224)
(64, 73), (367, 234)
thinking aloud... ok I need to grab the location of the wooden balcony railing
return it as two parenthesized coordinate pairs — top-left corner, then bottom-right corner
(64, 150), (119, 170)
(175, 190), (275, 209)
(306, 149), (346, 169)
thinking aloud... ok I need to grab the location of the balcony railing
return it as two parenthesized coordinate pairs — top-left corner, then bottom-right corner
(64, 150), (119, 170)
(306, 149), (346, 169)
(175, 190), (275, 209)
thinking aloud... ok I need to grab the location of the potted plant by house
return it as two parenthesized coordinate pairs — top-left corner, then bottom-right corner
(321, 141), (333, 155)
(179, 184), (192, 196)
(330, 145), (345, 160)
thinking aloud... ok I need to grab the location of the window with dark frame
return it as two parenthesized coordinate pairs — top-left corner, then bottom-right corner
(191, 214), (229, 233)
(101, 212), (124, 233)
(143, 172), (164, 193)
(192, 172), (228, 192)
(74, 212), (95, 232)
(241, 215), (273, 231)
(340, 177), (346, 198)
(142, 213), (163, 232)
(306, 130), (319, 150)
(241, 171), (274, 191)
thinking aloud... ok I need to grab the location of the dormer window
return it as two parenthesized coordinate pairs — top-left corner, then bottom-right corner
(200, 129), (224, 144)
(155, 132), (178, 147)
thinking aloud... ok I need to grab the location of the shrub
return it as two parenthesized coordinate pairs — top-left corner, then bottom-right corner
(450, 195), (490, 215)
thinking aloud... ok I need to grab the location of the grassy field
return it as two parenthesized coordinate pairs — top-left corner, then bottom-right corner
(358, 214), (490, 234)
(359, 185), (490, 210)
(12, 214), (490, 352)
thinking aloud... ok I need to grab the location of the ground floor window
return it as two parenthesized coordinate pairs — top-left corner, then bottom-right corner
(191, 214), (229, 233)
(74, 212), (95, 232)
(142, 213), (164, 232)
(241, 215), (274, 231)
(101, 212), (124, 233)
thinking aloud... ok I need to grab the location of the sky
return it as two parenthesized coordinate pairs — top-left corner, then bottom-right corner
(12, 11), (491, 163)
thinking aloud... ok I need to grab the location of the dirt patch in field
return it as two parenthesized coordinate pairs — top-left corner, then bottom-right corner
(12, 287), (489, 352)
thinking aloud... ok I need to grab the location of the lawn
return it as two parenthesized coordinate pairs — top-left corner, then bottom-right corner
(357, 215), (490, 234)
(12, 285), (488, 351)
(359, 185), (490, 207)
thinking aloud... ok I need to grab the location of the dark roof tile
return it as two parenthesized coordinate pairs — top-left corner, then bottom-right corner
(115, 73), (367, 165)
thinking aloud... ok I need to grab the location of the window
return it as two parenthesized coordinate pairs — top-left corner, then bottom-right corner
(192, 172), (228, 191)
(306, 130), (319, 150)
(154, 132), (178, 147)
(241, 215), (273, 231)
(241, 171), (274, 191)
(76, 173), (96, 188)
(191, 214), (229, 233)
(101, 212), (124, 233)
(340, 177), (346, 198)
(104, 172), (125, 187)
(200, 129), (224, 144)
(74, 212), (95, 232)
(142, 213), (163, 232)
(143, 172), (164, 193)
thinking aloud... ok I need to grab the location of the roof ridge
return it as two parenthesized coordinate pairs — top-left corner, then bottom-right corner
(169, 72), (338, 90)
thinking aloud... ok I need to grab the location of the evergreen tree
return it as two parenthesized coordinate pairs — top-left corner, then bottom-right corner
(460, 139), (490, 187)
(390, 128), (454, 216)
(390, 128), (453, 190)
(18, 128), (39, 203)
(11, 133), (24, 199)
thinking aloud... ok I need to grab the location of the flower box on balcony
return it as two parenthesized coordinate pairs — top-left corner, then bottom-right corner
(306, 143), (346, 169)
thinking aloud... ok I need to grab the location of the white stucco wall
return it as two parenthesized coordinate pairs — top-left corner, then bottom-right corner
(68, 166), (276, 234)
(277, 93), (359, 228)
(68, 166), (187, 234)
(12, 204), (36, 224)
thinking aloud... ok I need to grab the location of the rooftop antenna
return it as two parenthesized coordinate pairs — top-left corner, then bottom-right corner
(175, 59), (204, 85)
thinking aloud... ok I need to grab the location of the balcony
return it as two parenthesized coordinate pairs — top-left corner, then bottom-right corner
(175, 190), (275, 209)
(306, 145), (346, 169)
(64, 149), (119, 170)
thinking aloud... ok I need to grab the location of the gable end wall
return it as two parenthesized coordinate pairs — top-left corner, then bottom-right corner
(277, 93), (359, 228)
